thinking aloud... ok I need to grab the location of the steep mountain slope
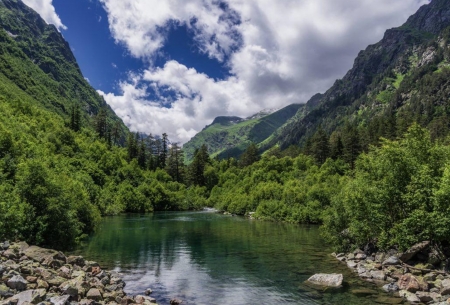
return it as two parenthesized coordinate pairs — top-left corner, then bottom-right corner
(183, 104), (302, 162)
(274, 0), (450, 149)
(0, 0), (126, 136)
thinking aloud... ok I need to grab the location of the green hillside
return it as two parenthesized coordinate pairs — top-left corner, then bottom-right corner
(0, 0), (205, 250)
(274, 0), (450, 151)
(0, 0), (126, 138)
(183, 104), (302, 162)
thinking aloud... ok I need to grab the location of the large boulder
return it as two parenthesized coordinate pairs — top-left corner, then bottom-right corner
(23, 246), (66, 264)
(398, 274), (420, 293)
(7, 275), (28, 291)
(307, 273), (343, 287)
(9, 289), (46, 305)
(382, 256), (400, 266)
(399, 241), (430, 263)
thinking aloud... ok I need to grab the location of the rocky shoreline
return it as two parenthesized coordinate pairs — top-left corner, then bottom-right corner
(0, 241), (173, 305)
(333, 241), (450, 304)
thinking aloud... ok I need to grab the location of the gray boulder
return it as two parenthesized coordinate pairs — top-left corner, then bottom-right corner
(382, 256), (400, 266)
(9, 289), (46, 305)
(23, 246), (66, 264)
(7, 275), (28, 291)
(399, 241), (430, 263)
(307, 273), (343, 287)
(382, 282), (399, 292)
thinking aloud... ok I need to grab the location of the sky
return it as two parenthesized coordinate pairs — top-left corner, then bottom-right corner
(21, 0), (430, 144)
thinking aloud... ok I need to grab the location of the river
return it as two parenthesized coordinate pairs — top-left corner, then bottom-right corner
(73, 210), (404, 305)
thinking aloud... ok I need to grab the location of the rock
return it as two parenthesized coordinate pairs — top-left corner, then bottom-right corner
(57, 267), (71, 279)
(134, 295), (156, 304)
(36, 279), (49, 290)
(1, 241), (10, 250)
(170, 299), (183, 305)
(144, 289), (152, 295)
(347, 253), (355, 260)
(78, 299), (94, 305)
(7, 275), (28, 291)
(370, 270), (386, 281)
(48, 295), (70, 305)
(399, 290), (420, 303)
(23, 246), (66, 264)
(66, 256), (85, 267)
(382, 256), (400, 266)
(59, 281), (78, 298)
(347, 261), (357, 269)
(382, 282), (399, 292)
(440, 278), (450, 295)
(102, 291), (117, 302)
(2, 249), (18, 260)
(86, 288), (102, 301)
(375, 252), (386, 263)
(416, 291), (434, 303)
(0, 284), (13, 298)
(355, 253), (367, 260)
(45, 276), (66, 287)
(398, 274), (420, 293)
(9, 289), (46, 305)
(306, 274), (343, 287)
(399, 241), (430, 263)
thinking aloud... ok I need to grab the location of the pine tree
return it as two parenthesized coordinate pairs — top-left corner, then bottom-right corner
(70, 104), (81, 132)
(239, 143), (260, 167)
(138, 137), (147, 168)
(94, 108), (108, 139)
(341, 122), (361, 169)
(159, 133), (169, 168)
(188, 144), (210, 186)
(167, 143), (184, 183)
(309, 126), (329, 164)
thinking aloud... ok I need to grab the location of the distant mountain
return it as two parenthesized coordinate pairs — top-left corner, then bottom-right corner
(271, 0), (450, 150)
(183, 104), (302, 162)
(0, 0), (126, 138)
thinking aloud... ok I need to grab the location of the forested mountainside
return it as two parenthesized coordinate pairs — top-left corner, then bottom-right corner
(271, 0), (450, 153)
(183, 104), (302, 162)
(0, 0), (126, 138)
(0, 0), (207, 250)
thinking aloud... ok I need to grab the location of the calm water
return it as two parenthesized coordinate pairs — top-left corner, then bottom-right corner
(74, 211), (403, 305)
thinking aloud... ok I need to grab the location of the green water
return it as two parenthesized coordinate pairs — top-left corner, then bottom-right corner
(74, 211), (403, 305)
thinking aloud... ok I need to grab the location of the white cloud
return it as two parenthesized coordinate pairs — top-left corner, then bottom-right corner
(99, 0), (429, 143)
(22, 0), (67, 31)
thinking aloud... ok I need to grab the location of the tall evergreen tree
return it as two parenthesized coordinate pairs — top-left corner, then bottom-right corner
(309, 126), (329, 164)
(341, 122), (361, 169)
(239, 143), (260, 167)
(166, 143), (184, 183)
(188, 144), (210, 186)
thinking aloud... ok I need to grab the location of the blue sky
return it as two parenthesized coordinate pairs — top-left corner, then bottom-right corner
(22, 0), (429, 143)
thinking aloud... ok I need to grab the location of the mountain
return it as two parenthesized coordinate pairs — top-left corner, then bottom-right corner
(272, 0), (450, 150)
(0, 0), (126, 137)
(183, 104), (302, 162)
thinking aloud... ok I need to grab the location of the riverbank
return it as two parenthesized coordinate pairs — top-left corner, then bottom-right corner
(334, 241), (450, 304)
(0, 241), (160, 305)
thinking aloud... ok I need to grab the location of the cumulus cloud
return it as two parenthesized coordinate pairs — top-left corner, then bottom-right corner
(99, 0), (429, 143)
(22, 0), (67, 30)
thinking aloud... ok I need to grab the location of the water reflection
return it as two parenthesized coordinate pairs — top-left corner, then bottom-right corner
(74, 211), (403, 305)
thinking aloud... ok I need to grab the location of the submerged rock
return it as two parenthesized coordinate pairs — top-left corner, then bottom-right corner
(307, 273), (343, 287)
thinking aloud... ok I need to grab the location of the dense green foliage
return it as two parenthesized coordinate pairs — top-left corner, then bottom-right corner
(206, 124), (450, 252)
(0, 93), (207, 249)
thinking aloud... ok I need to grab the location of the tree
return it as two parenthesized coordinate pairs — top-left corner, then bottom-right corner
(94, 108), (108, 139)
(341, 122), (361, 169)
(188, 145), (210, 186)
(166, 143), (184, 183)
(70, 104), (81, 132)
(159, 133), (169, 168)
(239, 143), (260, 167)
(309, 126), (329, 164)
